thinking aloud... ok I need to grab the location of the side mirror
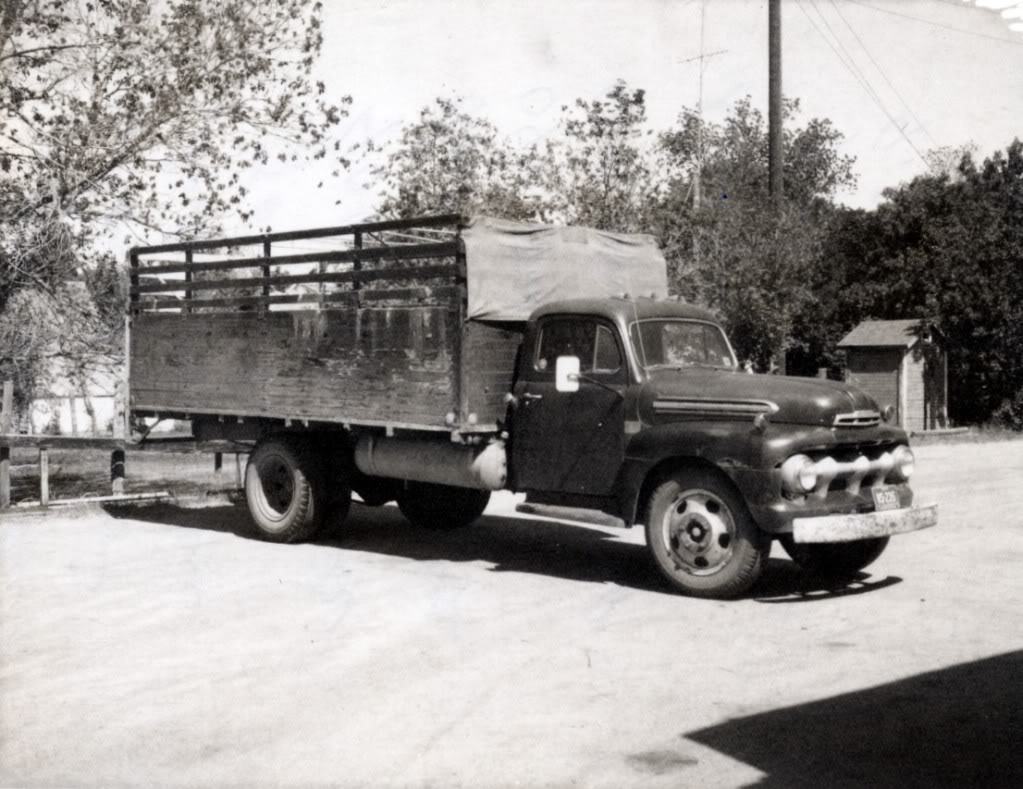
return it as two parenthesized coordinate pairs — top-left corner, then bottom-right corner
(555, 356), (580, 393)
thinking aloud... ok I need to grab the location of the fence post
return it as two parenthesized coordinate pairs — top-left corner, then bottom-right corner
(111, 449), (126, 495)
(39, 446), (49, 508)
(1, 380), (13, 509)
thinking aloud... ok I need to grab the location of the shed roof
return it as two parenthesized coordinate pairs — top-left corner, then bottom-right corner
(837, 319), (922, 349)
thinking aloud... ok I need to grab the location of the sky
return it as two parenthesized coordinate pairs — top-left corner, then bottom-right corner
(243, 0), (1023, 233)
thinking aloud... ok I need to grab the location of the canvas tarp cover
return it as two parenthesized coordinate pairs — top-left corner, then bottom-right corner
(462, 216), (668, 321)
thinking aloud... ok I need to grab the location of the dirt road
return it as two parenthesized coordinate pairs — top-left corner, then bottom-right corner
(2, 439), (1022, 787)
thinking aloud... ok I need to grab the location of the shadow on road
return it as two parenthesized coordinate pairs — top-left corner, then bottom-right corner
(108, 502), (902, 600)
(684, 650), (1023, 788)
(751, 558), (903, 603)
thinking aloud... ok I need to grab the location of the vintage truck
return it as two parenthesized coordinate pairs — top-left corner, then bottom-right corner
(127, 214), (937, 598)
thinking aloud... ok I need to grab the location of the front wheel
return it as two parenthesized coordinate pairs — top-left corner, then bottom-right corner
(397, 482), (491, 530)
(644, 469), (767, 598)
(779, 535), (889, 578)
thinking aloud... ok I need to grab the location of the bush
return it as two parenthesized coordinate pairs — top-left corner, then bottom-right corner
(991, 391), (1023, 432)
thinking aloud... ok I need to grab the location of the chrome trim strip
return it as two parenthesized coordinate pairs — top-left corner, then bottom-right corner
(653, 398), (778, 417)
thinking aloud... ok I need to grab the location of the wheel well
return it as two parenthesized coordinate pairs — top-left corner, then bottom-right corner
(633, 456), (747, 525)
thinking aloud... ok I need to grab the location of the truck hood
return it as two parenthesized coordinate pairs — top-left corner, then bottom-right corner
(641, 368), (880, 428)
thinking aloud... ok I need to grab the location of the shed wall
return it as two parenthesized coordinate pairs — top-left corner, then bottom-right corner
(846, 349), (902, 424)
(907, 345), (948, 431)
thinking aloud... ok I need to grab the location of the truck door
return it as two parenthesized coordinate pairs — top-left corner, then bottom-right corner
(511, 316), (627, 495)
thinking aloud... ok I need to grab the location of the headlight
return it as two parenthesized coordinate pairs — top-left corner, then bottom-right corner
(781, 454), (818, 494)
(891, 445), (915, 481)
(881, 404), (896, 423)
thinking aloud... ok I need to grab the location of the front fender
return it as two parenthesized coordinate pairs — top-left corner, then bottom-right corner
(616, 421), (764, 525)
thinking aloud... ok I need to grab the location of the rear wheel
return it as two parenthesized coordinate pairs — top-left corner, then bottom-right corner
(644, 469), (767, 598)
(779, 535), (889, 578)
(352, 473), (400, 507)
(397, 482), (491, 530)
(245, 438), (336, 543)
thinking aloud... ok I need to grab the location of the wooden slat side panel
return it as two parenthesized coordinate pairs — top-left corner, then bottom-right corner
(459, 321), (524, 427)
(130, 306), (459, 428)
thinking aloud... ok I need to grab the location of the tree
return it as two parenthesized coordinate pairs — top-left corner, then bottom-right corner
(652, 97), (856, 370)
(541, 80), (655, 232)
(358, 97), (546, 221)
(0, 0), (349, 402)
(791, 139), (1023, 425)
(360, 82), (657, 230)
(0, 0), (348, 240)
(865, 142), (1023, 424)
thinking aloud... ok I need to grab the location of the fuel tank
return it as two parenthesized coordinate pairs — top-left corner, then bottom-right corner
(354, 436), (507, 491)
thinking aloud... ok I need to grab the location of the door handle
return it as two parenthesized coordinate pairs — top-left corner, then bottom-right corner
(522, 392), (543, 401)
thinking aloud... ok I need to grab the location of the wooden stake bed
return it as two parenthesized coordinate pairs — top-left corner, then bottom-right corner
(128, 215), (522, 434)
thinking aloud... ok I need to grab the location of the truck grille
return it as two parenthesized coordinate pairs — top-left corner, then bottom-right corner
(805, 445), (896, 500)
(833, 410), (881, 428)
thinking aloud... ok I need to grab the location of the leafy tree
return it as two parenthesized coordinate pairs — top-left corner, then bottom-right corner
(361, 82), (656, 231)
(358, 97), (546, 221)
(652, 97), (855, 370)
(0, 0), (349, 403)
(541, 80), (655, 232)
(0, 0), (348, 239)
(868, 142), (1023, 424)
(791, 140), (1023, 425)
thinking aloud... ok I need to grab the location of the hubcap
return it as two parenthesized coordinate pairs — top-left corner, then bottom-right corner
(260, 456), (295, 517)
(661, 489), (735, 576)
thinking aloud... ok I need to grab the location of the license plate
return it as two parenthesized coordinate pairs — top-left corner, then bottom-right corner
(872, 486), (900, 512)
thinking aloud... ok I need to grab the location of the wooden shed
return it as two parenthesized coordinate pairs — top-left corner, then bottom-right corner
(837, 319), (948, 432)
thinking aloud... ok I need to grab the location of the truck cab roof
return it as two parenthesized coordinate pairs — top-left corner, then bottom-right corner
(529, 297), (723, 327)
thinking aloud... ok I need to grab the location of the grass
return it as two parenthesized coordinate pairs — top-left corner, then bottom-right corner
(911, 425), (1023, 445)
(5, 447), (244, 506)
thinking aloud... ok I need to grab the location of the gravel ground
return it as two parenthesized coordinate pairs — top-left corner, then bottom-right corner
(1, 439), (1022, 788)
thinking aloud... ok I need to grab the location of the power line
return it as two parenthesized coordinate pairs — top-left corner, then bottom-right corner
(797, 0), (881, 106)
(813, 0), (935, 149)
(808, 0), (887, 110)
(795, 0), (929, 164)
(829, 0), (936, 147)
(844, 0), (1023, 46)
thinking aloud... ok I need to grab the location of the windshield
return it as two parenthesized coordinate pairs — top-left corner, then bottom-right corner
(629, 319), (737, 371)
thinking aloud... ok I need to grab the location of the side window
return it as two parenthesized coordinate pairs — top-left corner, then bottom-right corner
(536, 318), (595, 372)
(535, 318), (622, 375)
(593, 325), (622, 373)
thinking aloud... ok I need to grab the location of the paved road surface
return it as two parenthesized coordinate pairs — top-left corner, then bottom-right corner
(2, 440), (1022, 787)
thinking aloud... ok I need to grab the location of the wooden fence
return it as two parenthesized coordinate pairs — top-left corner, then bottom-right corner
(1, 379), (247, 510)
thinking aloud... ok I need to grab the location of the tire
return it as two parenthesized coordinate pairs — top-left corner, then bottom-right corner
(644, 469), (767, 598)
(779, 534), (889, 578)
(245, 438), (333, 543)
(319, 450), (354, 528)
(352, 473), (400, 507)
(396, 482), (491, 530)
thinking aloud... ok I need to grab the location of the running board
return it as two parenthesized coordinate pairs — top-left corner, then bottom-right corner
(514, 502), (627, 529)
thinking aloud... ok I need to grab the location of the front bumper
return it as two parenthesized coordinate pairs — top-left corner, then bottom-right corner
(792, 504), (938, 544)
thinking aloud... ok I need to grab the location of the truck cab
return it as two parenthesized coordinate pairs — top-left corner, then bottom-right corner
(509, 297), (937, 597)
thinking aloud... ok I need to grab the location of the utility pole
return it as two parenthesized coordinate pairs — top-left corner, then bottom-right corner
(769, 0), (785, 374)
(769, 0), (783, 204)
